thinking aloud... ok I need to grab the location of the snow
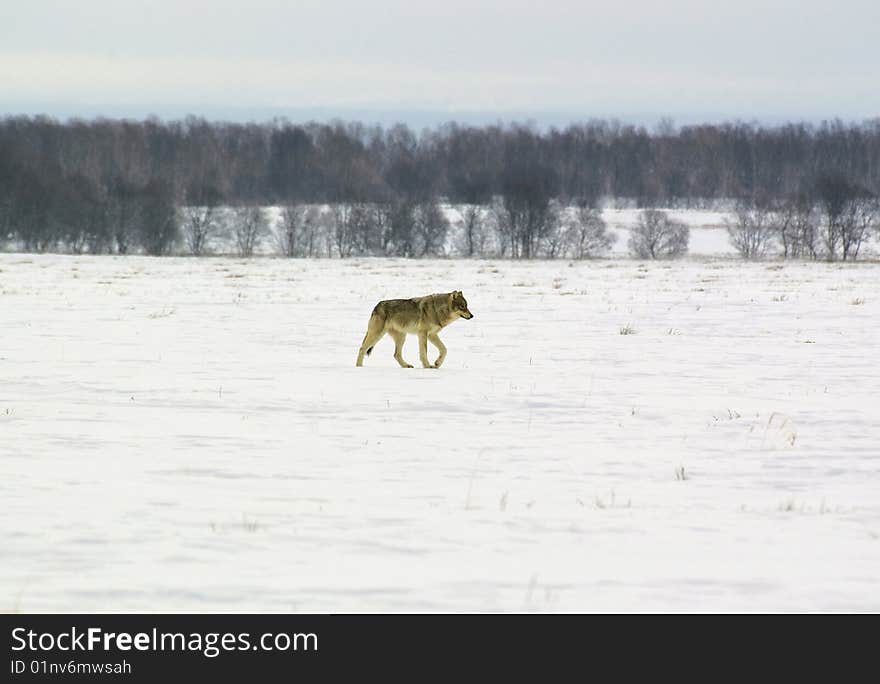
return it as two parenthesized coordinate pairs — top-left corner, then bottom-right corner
(2, 254), (879, 612)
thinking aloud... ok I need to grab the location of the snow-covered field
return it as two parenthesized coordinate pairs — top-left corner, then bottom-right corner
(2, 254), (879, 612)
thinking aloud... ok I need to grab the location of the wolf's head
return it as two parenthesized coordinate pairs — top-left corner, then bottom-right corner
(450, 290), (474, 319)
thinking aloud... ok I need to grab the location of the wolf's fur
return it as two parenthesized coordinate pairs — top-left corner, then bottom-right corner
(356, 291), (474, 368)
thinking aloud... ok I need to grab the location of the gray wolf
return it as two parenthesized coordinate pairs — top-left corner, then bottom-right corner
(356, 291), (474, 368)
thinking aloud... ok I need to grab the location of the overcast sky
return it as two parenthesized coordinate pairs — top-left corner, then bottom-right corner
(2, 0), (878, 126)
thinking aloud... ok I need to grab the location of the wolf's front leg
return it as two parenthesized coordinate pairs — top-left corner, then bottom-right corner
(418, 331), (432, 368)
(428, 333), (447, 368)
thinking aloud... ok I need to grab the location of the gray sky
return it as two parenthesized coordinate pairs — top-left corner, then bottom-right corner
(2, 0), (878, 125)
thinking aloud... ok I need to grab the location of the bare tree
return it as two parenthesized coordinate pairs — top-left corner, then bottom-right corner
(499, 190), (558, 259)
(326, 202), (380, 257)
(181, 202), (221, 256)
(138, 178), (179, 256)
(497, 130), (560, 258)
(371, 202), (394, 255)
(542, 204), (568, 258)
(839, 194), (878, 261)
(413, 200), (449, 257)
(491, 193), (561, 259)
(275, 204), (300, 257)
(816, 175), (850, 260)
(306, 207), (331, 257)
(274, 204), (322, 257)
(876, 208), (880, 247)
(816, 175), (879, 261)
(628, 209), (689, 259)
(230, 206), (267, 257)
(457, 205), (487, 257)
(331, 203), (357, 258)
(106, 179), (142, 254)
(726, 204), (776, 259)
(383, 200), (416, 257)
(350, 202), (379, 255)
(490, 197), (511, 258)
(775, 194), (818, 259)
(565, 206), (616, 258)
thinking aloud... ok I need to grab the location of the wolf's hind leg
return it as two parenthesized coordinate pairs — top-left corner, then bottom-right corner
(428, 333), (447, 368)
(390, 331), (413, 368)
(356, 314), (385, 366)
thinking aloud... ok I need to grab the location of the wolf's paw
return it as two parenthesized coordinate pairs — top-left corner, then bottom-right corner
(404, 363), (414, 368)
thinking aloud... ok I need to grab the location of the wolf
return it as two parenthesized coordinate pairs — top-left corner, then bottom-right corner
(356, 291), (474, 368)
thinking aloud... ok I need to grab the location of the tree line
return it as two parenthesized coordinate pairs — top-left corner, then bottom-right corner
(0, 115), (878, 258)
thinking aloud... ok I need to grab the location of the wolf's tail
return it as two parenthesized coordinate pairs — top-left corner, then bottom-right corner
(363, 305), (385, 356)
